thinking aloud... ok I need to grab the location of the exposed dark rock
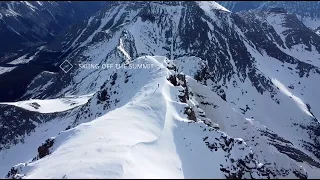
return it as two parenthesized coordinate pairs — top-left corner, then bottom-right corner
(184, 107), (197, 121)
(37, 138), (55, 159)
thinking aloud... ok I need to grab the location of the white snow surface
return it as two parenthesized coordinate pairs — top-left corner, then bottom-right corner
(197, 1), (231, 13)
(8, 54), (35, 65)
(0, 95), (92, 113)
(265, 13), (320, 68)
(297, 15), (320, 30)
(0, 67), (15, 75)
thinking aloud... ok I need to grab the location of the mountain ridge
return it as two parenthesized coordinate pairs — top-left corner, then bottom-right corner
(1, 1), (320, 179)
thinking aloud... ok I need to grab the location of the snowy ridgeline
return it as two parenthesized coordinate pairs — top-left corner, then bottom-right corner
(0, 56), (309, 179)
(1, 1), (320, 179)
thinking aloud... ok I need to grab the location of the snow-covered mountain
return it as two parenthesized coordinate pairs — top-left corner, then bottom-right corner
(1, 1), (320, 179)
(218, 1), (320, 31)
(0, 1), (106, 58)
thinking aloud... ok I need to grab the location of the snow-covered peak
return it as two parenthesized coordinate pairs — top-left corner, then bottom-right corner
(197, 1), (231, 13)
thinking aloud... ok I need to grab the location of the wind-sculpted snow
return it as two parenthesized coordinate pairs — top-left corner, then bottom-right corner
(3, 56), (307, 179)
(0, 95), (93, 176)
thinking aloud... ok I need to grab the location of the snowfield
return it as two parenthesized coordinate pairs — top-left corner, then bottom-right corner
(0, 67), (15, 75)
(0, 95), (92, 113)
(197, 1), (231, 13)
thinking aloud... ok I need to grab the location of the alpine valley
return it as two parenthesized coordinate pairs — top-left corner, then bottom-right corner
(1, 1), (320, 179)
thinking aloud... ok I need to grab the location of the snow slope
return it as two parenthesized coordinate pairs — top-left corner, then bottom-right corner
(0, 67), (15, 75)
(197, 1), (231, 13)
(0, 95), (92, 113)
(3, 56), (293, 179)
(9, 61), (191, 178)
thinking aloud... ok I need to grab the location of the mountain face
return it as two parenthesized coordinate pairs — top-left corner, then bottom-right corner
(218, 1), (320, 31)
(0, 1), (106, 58)
(1, 1), (320, 179)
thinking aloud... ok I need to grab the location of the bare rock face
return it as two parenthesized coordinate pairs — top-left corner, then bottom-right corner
(37, 138), (55, 159)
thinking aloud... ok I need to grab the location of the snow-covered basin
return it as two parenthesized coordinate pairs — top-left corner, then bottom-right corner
(0, 94), (93, 113)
